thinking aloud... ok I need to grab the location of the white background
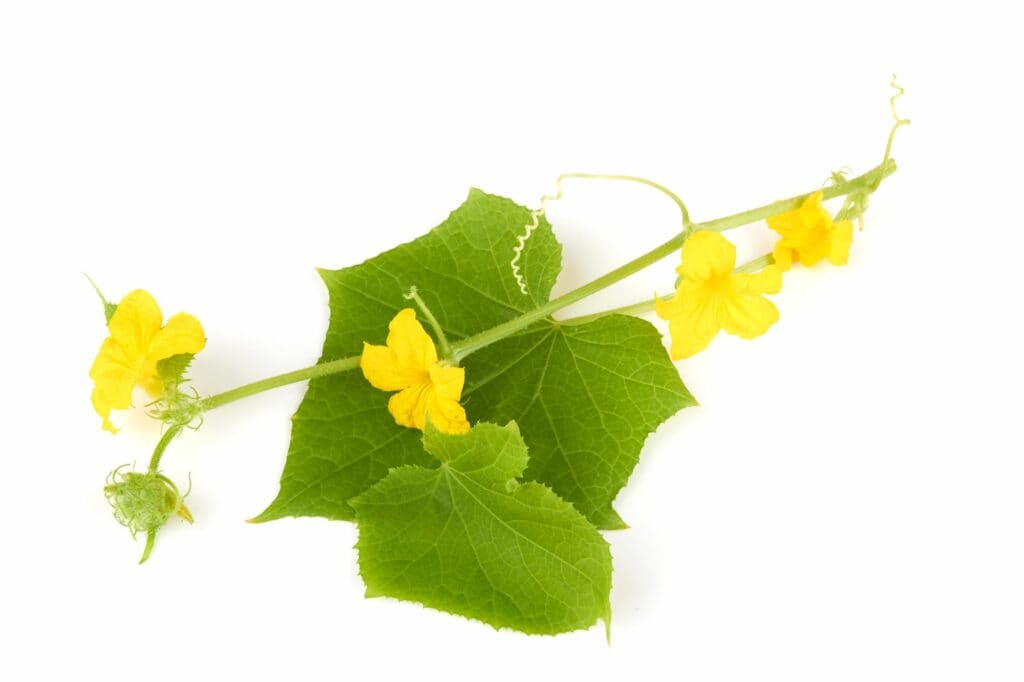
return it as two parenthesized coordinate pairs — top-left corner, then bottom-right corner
(2, 1), (1021, 680)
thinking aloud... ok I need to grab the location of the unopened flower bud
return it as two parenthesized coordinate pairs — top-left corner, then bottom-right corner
(104, 466), (192, 538)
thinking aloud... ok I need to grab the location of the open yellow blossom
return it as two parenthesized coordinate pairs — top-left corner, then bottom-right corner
(90, 290), (206, 433)
(767, 191), (854, 270)
(361, 308), (470, 434)
(655, 231), (782, 360)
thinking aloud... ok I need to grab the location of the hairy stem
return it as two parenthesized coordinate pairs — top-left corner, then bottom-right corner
(556, 172), (693, 228)
(197, 356), (361, 412)
(147, 424), (184, 472)
(451, 160), (891, 359)
(139, 530), (157, 564)
(560, 252), (777, 326)
(405, 286), (455, 361)
(195, 159), (894, 412)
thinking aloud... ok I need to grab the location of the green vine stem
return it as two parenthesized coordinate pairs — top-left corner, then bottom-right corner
(147, 424), (185, 473)
(405, 285), (455, 361)
(560, 253), (777, 326)
(195, 158), (894, 414)
(140, 530), (157, 564)
(555, 172), (693, 228)
(197, 357), (361, 412)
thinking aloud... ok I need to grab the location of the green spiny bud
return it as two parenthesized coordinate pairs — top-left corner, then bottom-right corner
(104, 466), (193, 538)
(148, 387), (204, 429)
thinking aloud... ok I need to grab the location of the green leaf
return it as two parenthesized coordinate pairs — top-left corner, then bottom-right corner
(85, 274), (118, 323)
(253, 189), (559, 522)
(255, 189), (694, 527)
(352, 421), (612, 635)
(156, 353), (194, 385)
(463, 315), (695, 528)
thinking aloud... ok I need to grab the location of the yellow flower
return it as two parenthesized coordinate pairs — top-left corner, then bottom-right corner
(361, 308), (470, 435)
(655, 231), (782, 360)
(90, 290), (206, 433)
(767, 191), (854, 270)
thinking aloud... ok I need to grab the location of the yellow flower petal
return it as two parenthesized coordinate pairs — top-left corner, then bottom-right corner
(657, 283), (720, 360)
(772, 243), (795, 272)
(425, 364), (470, 434)
(360, 309), (439, 392)
(678, 231), (736, 282)
(387, 383), (431, 430)
(139, 312), (206, 396)
(89, 339), (139, 433)
(387, 308), (438, 371)
(107, 290), (163, 359)
(767, 192), (852, 269)
(719, 291), (780, 339)
(425, 391), (470, 434)
(657, 231), (781, 359)
(361, 342), (426, 391)
(798, 190), (826, 223)
(428, 363), (465, 401)
(361, 309), (471, 434)
(653, 292), (684, 320)
(767, 192), (821, 243)
(733, 264), (783, 296)
(147, 312), (206, 364)
(177, 502), (194, 524)
(827, 220), (854, 266)
(795, 237), (831, 266)
(89, 289), (204, 432)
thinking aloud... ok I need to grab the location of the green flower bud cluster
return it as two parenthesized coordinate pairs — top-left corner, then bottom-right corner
(148, 386), (204, 430)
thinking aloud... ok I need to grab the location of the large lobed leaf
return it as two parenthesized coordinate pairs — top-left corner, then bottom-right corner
(352, 422), (612, 635)
(463, 315), (694, 528)
(255, 189), (694, 528)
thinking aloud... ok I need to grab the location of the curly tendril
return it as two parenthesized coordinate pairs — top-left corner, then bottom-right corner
(511, 173), (693, 295)
(511, 180), (566, 295)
